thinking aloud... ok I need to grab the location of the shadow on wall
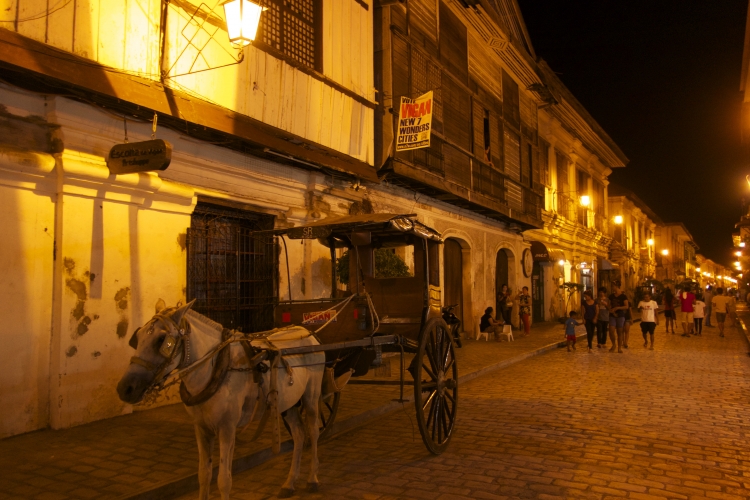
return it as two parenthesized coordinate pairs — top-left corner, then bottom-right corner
(0, 186), (54, 438)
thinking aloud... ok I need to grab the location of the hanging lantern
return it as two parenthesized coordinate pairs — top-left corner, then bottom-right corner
(222, 0), (266, 47)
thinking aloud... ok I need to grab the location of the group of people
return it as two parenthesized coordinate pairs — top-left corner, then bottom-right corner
(565, 282), (738, 353)
(662, 285), (736, 338)
(479, 284), (532, 340)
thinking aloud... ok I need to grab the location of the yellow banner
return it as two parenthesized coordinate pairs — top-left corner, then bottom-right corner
(396, 91), (433, 151)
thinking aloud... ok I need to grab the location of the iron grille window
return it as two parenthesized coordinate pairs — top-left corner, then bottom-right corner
(259, 0), (321, 71)
(187, 203), (277, 333)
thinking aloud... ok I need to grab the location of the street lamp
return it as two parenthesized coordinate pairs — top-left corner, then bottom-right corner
(647, 238), (654, 246)
(661, 249), (669, 256)
(579, 195), (590, 207)
(613, 215), (623, 224)
(222, 0), (266, 47)
(735, 251), (742, 257)
(558, 259), (566, 266)
(741, 242), (747, 248)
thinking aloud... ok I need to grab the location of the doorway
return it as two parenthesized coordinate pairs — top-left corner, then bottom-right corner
(532, 262), (544, 322)
(444, 239), (464, 326)
(495, 249), (509, 317)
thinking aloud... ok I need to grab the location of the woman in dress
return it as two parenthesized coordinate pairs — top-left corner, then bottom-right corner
(516, 286), (532, 336)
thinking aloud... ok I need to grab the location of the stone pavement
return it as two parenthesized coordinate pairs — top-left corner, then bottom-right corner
(188, 307), (750, 500)
(0, 319), (581, 500)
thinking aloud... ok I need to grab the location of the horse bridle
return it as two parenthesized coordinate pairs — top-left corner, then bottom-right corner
(128, 312), (192, 389)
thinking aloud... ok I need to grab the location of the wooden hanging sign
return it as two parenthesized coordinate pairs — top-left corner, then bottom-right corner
(107, 139), (172, 175)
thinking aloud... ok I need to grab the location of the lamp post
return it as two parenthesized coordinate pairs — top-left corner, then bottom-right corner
(222, 0), (266, 47)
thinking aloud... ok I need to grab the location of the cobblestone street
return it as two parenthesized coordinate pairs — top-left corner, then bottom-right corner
(189, 311), (750, 500)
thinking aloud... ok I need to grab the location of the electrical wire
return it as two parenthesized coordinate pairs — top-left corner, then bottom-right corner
(1, 0), (75, 23)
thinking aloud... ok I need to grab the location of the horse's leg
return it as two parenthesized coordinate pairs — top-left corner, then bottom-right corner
(217, 423), (236, 500)
(303, 383), (322, 492)
(278, 408), (305, 498)
(194, 425), (215, 500)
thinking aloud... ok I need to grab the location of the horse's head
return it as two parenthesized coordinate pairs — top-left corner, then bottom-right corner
(116, 298), (195, 404)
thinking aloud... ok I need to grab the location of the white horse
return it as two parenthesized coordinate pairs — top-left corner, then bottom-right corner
(116, 299), (324, 499)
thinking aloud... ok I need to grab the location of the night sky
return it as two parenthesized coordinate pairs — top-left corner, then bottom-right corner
(518, 0), (748, 265)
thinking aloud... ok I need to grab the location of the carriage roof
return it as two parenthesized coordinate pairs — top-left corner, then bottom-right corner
(257, 214), (443, 244)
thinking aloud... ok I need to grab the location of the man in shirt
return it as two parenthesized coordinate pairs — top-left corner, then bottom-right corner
(608, 281), (629, 353)
(678, 286), (695, 337)
(638, 292), (660, 350)
(704, 286), (713, 327)
(712, 288), (733, 338)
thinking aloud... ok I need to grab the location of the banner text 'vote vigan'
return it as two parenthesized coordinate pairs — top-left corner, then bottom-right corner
(396, 91), (433, 151)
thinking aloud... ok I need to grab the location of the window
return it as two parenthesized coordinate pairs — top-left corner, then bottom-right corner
(187, 203), (277, 333)
(539, 140), (550, 186)
(259, 0), (321, 71)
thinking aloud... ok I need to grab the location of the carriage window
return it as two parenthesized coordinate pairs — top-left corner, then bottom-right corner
(375, 246), (414, 278)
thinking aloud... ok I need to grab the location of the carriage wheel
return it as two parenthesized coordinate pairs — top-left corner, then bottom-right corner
(283, 391), (341, 441)
(413, 317), (458, 454)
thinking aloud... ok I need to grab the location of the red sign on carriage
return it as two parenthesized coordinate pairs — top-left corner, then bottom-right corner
(302, 311), (337, 325)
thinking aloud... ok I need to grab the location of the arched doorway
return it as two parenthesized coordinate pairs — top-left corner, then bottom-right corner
(495, 250), (509, 320)
(444, 239), (464, 326)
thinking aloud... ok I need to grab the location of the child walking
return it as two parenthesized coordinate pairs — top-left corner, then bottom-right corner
(693, 296), (705, 335)
(565, 311), (582, 352)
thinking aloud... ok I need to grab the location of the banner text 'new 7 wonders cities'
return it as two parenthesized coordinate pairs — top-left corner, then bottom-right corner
(396, 91), (433, 151)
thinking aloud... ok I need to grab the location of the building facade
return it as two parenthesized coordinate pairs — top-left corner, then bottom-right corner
(606, 185), (658, 296)
(0, 0), (627, 438)
(654, 223), (699, 285)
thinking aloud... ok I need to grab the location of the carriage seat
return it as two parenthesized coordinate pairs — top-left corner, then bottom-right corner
(267, 326), (313, 342)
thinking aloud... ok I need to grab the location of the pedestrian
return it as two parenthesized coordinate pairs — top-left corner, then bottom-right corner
(596, 287), (610, 348)
(497, 284), (512, 325)
(712, 287), (732, 338)
(663, 287), (676, 333)
(679, 286), (695, 337)
(479, 306), (504, 341)
(704, 286), (713, 327)
(693, 295), (705, 335)
(580, 290), (598, 353)
(564, 310), (581, 352)
(608, 281), (628, 353)
(516, 286), (532, 337)
(637, 291), (659, 350)
(622, 292), (633, 349)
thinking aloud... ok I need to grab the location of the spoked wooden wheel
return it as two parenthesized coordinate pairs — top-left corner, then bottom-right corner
(283, 391), (341, 441)
(413, 317), (458, 454)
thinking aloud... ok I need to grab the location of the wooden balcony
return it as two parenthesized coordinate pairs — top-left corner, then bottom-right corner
(380, 138), (543, 229)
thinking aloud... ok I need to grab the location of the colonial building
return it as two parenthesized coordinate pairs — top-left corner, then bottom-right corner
(606, 185), (658, 296)
(524, 65), (628, 321)
(0, 0), (626, 438)
(654, 223), (699, 285)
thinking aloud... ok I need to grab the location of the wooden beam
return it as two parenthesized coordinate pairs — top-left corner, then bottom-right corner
(0, 28), (379, 183)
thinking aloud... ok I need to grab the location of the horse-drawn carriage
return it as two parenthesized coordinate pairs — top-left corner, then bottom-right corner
(117, 213), (457, 498)
(264, 213), (458, 454)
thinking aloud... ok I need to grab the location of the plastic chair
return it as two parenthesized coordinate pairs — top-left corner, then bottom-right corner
(475, 323), (489, 341)
(499, 324), (514, 342)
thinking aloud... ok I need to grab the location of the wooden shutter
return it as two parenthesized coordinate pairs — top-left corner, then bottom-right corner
(502, 69), (520, 130)
(472, 98), (485, 158)
(442, 73), (472, 152)
(539, 139), (550, 186)
(555, 152), (569, 192)
(504, 128), (521, 182)
(410, 0), (437, 43)
(439, 1), (468, 84)
(392, 35), (410, 102)
(491, 113), (503, 170)
(506, 181), (523, 212)
(443, 143), (471, 188)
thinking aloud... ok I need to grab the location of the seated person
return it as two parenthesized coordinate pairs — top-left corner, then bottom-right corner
(480, 307), (505, 341)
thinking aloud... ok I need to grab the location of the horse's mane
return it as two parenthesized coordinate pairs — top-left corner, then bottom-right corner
(185, 309), (224, 335)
